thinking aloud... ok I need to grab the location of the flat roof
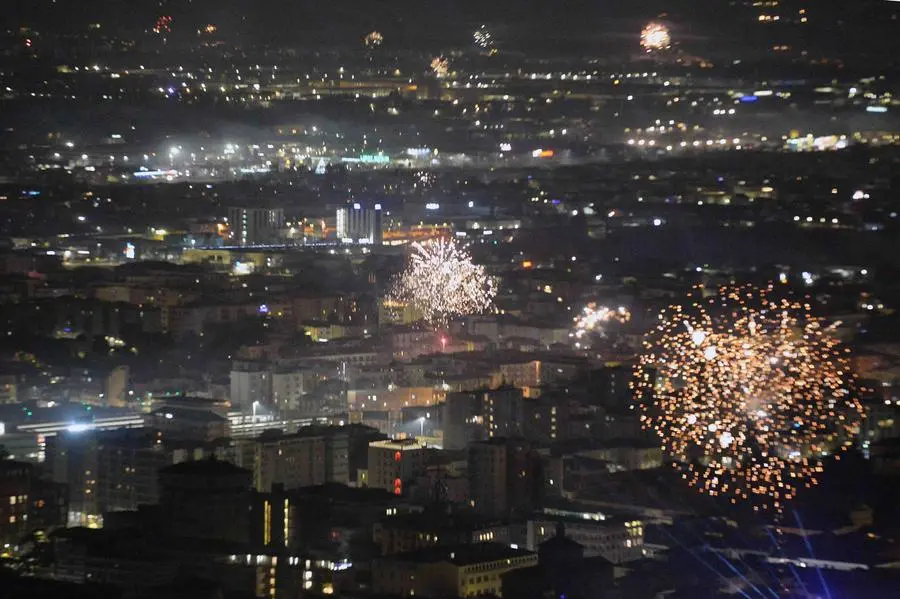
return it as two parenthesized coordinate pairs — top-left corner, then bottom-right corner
(382, 542), (535, 566)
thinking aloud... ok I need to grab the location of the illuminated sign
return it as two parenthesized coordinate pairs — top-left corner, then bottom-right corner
(132, 169), (178, 178)
(359, 154), (390, 164)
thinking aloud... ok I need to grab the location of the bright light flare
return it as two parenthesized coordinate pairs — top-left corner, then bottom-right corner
(640, 22), (671, 52)
(391, 238), (496, 328)
(633, 285), (865, 511)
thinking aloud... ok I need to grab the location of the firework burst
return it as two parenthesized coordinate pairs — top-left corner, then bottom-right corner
(571, 304), (631, 343)
(633, 285), (864, 512)
(640, 22), (671, 52)
(473, 25), (494, 50)
(391, 238), (496, 328)
(364, 31), (383, 48)
(430, 56), (450, 79)
(153, 15), (173, 35)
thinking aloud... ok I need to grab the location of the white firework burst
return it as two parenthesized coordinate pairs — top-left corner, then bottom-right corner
(572, 303), (632, 341)
(640, 22), (671, 52)
(392, 238), (496, 328)
(473, 25), (494, 50)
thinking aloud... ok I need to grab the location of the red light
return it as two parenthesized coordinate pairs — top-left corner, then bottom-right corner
(393, 478), (402, 495)
(394, 451), (402, 462)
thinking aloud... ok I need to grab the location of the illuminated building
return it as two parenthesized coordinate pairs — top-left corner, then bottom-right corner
(347, 386), (443, 412)
(104, 365), (129, 408)
(527, 508), (644, 563)
(336, 203), (383, 245)
(367, 438), (427, 495)
(443, 386), (524, 450)
(381, 223), (451, 246)
(372, 543), (537, 598)
(44, 431), (99, 526)
(181, 248), (285, 274)
(230, 361), (270, 412)
(502, 528), (616, 599)
(146, 407), (230, 442)
(236, 430), (326, 492)
(228, 207), (285, 247)
(0, 461), (67, 544)
(0, 375), (18, 404)
(468, 438), (543, 518)
(373, 512), (512, 556)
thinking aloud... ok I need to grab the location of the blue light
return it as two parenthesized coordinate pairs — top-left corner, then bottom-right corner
(739, 95), (759, 103)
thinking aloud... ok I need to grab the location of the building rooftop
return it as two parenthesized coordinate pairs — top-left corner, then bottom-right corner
(382, 542), (535, 566)
(149, 407), (228, 423)
(370, 438), (426, 451)
(160, 458), (249, 478)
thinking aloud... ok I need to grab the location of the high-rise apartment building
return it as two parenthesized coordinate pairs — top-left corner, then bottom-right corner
(271, 368), (304, 413)
(230, 361), (270, 411)
(367, 438), (427, 495)
(336, 203), (383, 245)
(228, 207), (285, 246)
(443, 386), (524, 450)
(236, 430), (326, 492)
(468, 437), (543, 518)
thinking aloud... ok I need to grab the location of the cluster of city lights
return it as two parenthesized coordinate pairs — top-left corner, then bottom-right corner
(571, 304), (632, 344)
(391, 238), (496, 328)
(640, 22), (671, 52)
(633, 285), (865, 511)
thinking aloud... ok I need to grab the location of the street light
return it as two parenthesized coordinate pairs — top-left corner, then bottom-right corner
(252, 400), (260, 419)
(418, 414), (430, 437)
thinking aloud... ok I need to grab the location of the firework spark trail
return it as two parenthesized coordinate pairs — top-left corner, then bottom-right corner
(633, 285), (865, 512)
(391, 238), (496, 328)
